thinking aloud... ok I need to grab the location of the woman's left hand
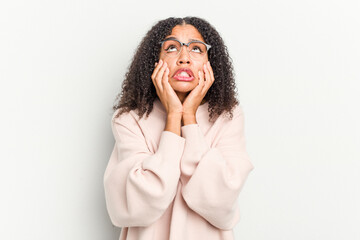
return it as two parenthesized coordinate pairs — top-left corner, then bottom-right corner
(182, 61), (215, 118)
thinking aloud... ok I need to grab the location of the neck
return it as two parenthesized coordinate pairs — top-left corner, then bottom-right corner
(176, 92), (206, 105)
(176, 92), (187, 103)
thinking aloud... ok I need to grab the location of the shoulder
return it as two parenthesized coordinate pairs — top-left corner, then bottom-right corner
(111, 106), (165, 139)
(110, 109), (145, 140)
(231, 103), (244, 118)
(112, 100), (165, 125)
(111, 108), (138, 126)
(212, 104), (246, 137)
(217, 103), (245, 124)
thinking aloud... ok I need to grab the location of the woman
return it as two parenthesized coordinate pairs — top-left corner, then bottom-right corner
(103, 16), (254, 240)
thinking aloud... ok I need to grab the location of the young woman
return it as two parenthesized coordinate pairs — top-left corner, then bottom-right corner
(103, 16), (254, 240)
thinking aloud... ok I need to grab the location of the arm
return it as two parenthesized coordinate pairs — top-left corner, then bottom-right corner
(180, 105), (254, 230)
(103, 111), (185, 227)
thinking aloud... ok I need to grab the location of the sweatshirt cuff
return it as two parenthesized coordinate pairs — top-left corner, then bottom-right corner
(142, 131), (185, 175)
(181, 124), (210, 151)
(181, 124), (201, 139)
(179, 124), (211, 181)
(159, 130), (185, 156)
(162, 130), (186, 147)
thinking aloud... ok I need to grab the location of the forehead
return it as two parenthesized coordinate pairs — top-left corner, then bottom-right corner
(166, 24), (205, 42)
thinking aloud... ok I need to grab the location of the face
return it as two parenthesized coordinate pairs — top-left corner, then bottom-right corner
(159, 24), (209, 96)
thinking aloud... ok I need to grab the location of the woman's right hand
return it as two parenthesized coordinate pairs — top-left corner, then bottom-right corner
(151, 59), (183, 115)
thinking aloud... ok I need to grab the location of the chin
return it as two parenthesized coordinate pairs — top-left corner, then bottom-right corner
(171, 81), (197, 93)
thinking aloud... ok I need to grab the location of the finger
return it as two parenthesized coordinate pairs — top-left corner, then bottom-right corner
(203, 64), (212, 89)
(198, 69), (204, 82)
(163, 67), (177, 95)
(151, 61), (163, 94)
(207, 61), (215, 83)
(154, 61), (167, 93)
(206, 62), (215, 93)
(151, 59), (163, 82)
(201, 65), (212, 95)
(203, 63), (211, 82)
(157, 61), (168, 90)
(198, 70), (205, 90)
(152, 59), (162, 75)
(162, 67), (170, 87)
(151, 62), (162, 94)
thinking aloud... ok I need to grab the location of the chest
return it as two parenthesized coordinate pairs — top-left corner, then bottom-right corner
(136, 113), (225, 154)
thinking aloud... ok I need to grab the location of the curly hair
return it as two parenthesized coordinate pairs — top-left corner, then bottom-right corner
(112, 16), (239, 122)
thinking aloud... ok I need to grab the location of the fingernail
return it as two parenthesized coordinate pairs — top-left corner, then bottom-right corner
(159, 59), (163, 64)
(155, 62), (158, 67)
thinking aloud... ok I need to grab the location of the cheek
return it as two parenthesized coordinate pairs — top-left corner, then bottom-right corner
(159, 56), (172, 64)
(197, 62), (206, 73)
(158, 52), (168, 62)
(158, 54), (165, 62)
(164, 59), (177, 70)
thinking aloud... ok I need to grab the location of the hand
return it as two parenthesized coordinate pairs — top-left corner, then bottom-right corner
(182, 61), (215, 117)
(151, 59), (183, 115)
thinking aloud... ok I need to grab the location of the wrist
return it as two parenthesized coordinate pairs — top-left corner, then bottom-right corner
(165, 113), (182, 136)
(167, 112), (182, 119)
(182, 113), (197, 126)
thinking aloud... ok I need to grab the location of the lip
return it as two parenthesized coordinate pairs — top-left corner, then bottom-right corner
(172, 68), (194, 81)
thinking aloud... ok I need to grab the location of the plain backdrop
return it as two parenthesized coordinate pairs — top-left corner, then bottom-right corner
(1, 0), (359, 239)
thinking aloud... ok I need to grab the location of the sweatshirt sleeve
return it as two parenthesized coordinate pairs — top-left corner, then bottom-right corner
(180, 105), (254, 230)
(103, 111), (185, 227)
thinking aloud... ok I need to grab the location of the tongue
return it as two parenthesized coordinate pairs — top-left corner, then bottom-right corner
(179, 71), (190, 77)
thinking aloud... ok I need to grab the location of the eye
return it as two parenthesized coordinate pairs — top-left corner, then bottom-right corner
(191, 46), (203, 53)
(165, 45), (178, 52)
(189, 42), (205, 54)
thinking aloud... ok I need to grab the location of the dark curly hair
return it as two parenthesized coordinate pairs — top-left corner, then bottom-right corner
(112, 16), (239, 122)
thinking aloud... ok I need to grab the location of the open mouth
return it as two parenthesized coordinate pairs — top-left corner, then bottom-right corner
(173, 69), (194, 81)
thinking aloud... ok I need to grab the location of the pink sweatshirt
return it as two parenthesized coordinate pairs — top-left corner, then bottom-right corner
(103, 98), (254, 240)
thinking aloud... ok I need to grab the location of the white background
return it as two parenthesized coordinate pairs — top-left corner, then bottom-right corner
(1, 0), (359, 239)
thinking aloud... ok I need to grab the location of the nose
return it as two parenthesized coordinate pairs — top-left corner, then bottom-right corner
(177, 46), (191, 65)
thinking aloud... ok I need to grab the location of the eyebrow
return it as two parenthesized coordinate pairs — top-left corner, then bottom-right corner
(163, 37), (202, 42)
